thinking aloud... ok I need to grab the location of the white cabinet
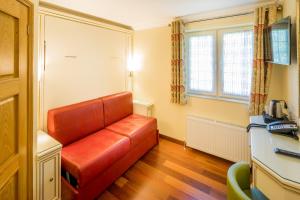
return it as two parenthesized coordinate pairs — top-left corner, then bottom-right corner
(133, 100), (153, 117)
(253, 162), (300, 200)
(37, 131), (62, 200)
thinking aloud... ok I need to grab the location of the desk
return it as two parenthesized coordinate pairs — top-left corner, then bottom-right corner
(250, 116), (300, 199)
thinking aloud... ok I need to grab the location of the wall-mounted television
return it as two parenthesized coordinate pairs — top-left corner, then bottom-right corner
(264, 16), (291, 65)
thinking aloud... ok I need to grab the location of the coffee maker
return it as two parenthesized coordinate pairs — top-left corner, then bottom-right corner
(263, 100), (288, 123)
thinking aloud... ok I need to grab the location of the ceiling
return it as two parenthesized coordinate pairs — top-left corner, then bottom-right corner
(41, 0), (272, 30)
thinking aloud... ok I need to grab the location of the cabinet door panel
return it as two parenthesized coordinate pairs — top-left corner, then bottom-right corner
(40, 155), (59, 200)
(254, 164), (300, 200)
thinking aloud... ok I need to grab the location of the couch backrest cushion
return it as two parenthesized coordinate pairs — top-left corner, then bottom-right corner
(47, 99), (105, 146)
(102, 92), (133, 126)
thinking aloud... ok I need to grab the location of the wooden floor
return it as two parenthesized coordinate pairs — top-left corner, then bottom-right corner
(98, 138), (233, 200)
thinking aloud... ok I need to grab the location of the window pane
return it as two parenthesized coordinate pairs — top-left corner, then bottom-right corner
(188, 34), (215, 93)
(222, 30), (253, 97)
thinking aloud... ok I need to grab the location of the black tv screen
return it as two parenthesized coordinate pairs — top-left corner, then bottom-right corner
(265, 16), (291, 65)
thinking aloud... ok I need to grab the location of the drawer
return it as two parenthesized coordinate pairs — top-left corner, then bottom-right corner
(39, 154), (60, 200)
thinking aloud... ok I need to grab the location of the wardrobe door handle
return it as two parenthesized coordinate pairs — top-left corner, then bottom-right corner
(49, 177), (54, 182)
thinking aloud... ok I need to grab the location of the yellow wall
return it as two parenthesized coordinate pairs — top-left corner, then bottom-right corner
(134, 26), (251, 140)
(282, 0), (299, 121)
(133, 6), (294, 140)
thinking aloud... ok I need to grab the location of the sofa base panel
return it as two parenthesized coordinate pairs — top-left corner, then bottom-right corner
(61, 130), (159, 200)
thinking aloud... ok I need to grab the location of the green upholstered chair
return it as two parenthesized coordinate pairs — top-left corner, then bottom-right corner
(227, 162), (268, 200)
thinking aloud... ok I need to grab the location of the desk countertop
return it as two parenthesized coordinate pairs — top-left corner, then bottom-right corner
(250, 116), (300, 186)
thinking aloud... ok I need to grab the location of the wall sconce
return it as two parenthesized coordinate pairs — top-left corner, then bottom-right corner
(127, 53), (142, 91)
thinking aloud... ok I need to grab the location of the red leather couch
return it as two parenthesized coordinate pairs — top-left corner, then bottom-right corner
(47, 92), (159, 200)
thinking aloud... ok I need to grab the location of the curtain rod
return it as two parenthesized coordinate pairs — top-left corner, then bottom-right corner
(183, 4), (282, 25)
(184, 11), (254, 24)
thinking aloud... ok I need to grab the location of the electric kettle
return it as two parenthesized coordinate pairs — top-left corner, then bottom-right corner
(268, 100), (284, 119)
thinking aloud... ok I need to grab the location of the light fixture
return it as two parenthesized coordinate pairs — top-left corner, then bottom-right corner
(127, 53), (142, 74)
(127, 53), (142, 91)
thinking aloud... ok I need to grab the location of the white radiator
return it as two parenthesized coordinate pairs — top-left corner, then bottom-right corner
(186, 115), (250, 163)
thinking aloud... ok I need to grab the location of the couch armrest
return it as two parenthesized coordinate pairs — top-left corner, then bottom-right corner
(133, 100), (153, 117)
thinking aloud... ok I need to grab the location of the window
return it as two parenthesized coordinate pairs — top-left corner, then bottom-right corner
(186, 27), (253, 101)
(187, 32), (216, 94)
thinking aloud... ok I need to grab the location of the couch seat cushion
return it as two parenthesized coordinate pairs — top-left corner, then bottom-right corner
(106, 114), (157, 147)
(61, 129), (130, 187)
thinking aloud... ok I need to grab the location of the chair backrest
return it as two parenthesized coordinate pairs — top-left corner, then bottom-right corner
(227, 162), (251, 200)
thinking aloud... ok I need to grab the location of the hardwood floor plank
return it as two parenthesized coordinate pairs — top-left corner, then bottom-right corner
(115, 177), (129, 188)
(202, 170), (227, 184)
(163, 160), (227, 194)
(135, 161), (217, 200)
(167, 196), (180, 200)
(124, 167), (169, 199)
(209, 189), (227, 200)
(107, 184), (136, 200)
(98, 191), (119, 200)
(97, 138), (231, 200)
(142, 155), (212, 194)
(125, 161), (195, 200)
(155, 140), (231, 176)
(144, 146), (229, 182)
(142, 152), (227, 199)
(164, 175), (216, 200)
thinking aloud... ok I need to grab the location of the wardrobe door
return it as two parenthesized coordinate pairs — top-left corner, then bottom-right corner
(42, 15), (129, 129)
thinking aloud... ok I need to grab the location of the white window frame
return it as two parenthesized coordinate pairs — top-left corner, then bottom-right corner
(185, 31), (217, 96)
(185, 26), (254, 103)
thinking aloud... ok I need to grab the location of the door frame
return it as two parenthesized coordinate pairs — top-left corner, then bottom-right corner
(16, 0), (34, 199)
